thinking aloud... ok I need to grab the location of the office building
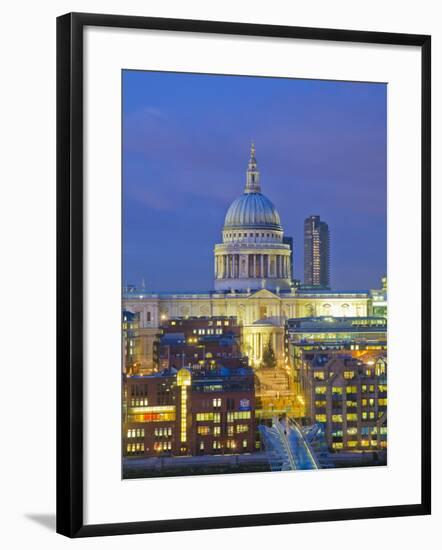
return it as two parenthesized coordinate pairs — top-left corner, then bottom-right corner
(304, 215), (330, 288)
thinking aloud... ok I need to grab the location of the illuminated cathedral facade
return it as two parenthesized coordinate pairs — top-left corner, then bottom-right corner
(123, 145), (375, 372)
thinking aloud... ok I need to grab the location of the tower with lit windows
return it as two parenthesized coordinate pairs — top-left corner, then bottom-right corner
(304, 215), (330, 288)
(214, 144), (293, 292)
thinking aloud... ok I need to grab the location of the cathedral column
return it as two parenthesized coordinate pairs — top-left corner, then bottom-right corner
(253, 254), (256, 278)
(260, 255), (264, 279)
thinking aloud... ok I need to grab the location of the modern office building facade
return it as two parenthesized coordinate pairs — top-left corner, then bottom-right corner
(298, 351), (387, 453)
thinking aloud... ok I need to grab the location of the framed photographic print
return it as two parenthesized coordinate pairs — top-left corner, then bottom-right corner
(56, 12), (431, 537)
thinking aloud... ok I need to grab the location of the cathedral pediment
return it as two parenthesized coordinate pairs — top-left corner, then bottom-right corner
(247, 289), (280, 300)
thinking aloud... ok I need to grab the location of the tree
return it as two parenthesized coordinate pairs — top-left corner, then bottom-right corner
(262, 339), (277, 369)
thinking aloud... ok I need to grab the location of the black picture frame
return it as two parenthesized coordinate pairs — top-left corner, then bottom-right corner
(56, 12), (431, 538)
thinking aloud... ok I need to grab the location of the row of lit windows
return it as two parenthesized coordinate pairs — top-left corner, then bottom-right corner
(332, 440), (387, 449)
(154, 427), (172, 437)
(361, 398), (375, 406)
(128, 412), (176, 423)
(130, 398), (149, 407)
(199, 439), (248, 451)
(320, 413), (368, 422)
(195, 411), (251, 422)
(197, 424), (249, 436)
(227, 411), (251, 421)
(196, 412), (220, 422)
(127, 443), (144, 453)
(191, 322), (229, 333)
(332, 427), (386, 438)
(316, 383), (383, 395)
(320, 413), (365, 422)
(362, 411), (381, 420)
(154, 441), (172, 451)
(127, 428), (145, 438)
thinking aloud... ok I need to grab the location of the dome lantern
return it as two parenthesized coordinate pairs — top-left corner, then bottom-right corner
(245, 141), (261, 193)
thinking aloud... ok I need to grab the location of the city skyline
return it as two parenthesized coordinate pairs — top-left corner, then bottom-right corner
(123, 70), (386, 292)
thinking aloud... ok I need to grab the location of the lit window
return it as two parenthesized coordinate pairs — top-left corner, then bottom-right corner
(197, 426), (210, 436)
(196, 412), (214, 421)
(236, 424), (248, 433)
(234, 411), (251, 420)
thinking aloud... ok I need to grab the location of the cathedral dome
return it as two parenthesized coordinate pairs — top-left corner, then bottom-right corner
(224, 192), (282, 230)
(223, 142), (282, 231)
(214, 144), (292, 293)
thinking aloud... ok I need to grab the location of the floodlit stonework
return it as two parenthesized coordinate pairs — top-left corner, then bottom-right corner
(123, 144), (372, 371)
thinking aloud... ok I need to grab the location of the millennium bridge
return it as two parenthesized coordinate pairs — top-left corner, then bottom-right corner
(259, 417), (334, 471)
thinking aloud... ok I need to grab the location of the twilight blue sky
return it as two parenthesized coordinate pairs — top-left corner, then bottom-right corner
(123, 70), (386, 292)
